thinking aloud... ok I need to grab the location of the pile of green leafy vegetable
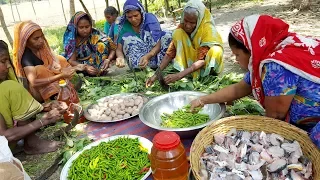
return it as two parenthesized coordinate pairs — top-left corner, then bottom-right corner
(77, 67), (264, 116)
(161, 105), (210, 128)
(67, 137), (150, 180)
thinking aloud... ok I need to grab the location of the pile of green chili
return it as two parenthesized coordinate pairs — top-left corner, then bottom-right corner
(161, 105), (210, 128)
(67, 137), (150, 180)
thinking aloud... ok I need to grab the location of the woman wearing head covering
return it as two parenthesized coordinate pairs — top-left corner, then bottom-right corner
(63, 11), (116, 76)
(115, 0), (172, 70)
(104, 6), (120, 42)
(0, 40), (66, 154)
(12, 21), (77, 102)
(190, 15), (320, 148)
(146, 0), (223, 86)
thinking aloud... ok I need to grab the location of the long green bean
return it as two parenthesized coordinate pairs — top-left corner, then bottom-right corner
(67, 138), (150, 180)
(160, 105), (210, 128)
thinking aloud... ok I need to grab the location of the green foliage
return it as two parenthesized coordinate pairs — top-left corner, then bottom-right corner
(95, 19), (105, 32)
(43, 26), (66, 55)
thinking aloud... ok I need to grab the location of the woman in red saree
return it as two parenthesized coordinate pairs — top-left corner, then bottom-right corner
(190, 15), (320, 148)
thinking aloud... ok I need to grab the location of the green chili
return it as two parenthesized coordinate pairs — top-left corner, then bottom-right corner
(67, 138), (150, 180)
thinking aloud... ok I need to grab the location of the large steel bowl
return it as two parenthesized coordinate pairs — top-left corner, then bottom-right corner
(139, 91), (226, 138)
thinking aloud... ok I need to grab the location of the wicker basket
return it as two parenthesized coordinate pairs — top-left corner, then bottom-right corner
(190, 115), (320, 179)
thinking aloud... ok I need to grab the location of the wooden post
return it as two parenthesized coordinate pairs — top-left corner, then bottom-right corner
(178, 0), (181, 8)
(30, 0), (37, 18)
(144, 0), (148, 12)
(70, 0), (75, 17)
(164, 0), (169, 17)
(15, 2), (21, 21)
(0, 7), (13, 47)
(105, 0), (109, 7)
(92, 0), (97, 21)
(60, 0), (67, 24)
(209, 0), (212, 13)
(9, 0), (16, 22)
(79, 0), (90, 15)
(116, 0), (120, 14)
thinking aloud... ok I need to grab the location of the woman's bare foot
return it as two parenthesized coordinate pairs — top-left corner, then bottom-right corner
(23, 134), (63, 155)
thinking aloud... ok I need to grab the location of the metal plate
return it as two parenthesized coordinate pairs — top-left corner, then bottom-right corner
(84, 93), (148, 123)
(60, 135), (153, 180)
(139, 91), (226, 133)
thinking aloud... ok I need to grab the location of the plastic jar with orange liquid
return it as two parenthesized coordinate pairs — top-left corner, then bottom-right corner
(149, 131), (189, 180)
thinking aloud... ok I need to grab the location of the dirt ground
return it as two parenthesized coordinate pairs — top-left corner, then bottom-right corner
(7, 0), (320, 179)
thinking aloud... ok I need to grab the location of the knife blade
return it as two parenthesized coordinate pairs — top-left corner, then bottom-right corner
(155, 68), (169, 90)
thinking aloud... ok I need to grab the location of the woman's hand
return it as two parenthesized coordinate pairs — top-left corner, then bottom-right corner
(146, 75), (157, 88)
(101, 59), (111, 72)
(190, 98), (205, 112)
(41, 108), (63, 124)
(164, 73), (182, 84)
(116, 57), (126, 68)
(85, 65), (98, 76)
(74, 64), (87, 71)
(139, 55), (151, 69)
(61, 68), (76, 79)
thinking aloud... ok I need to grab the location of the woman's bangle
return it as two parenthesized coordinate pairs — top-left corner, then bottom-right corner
(39, 119), (44, 127)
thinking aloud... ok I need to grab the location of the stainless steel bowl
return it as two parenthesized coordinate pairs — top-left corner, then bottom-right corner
(139, 91), (226, 138)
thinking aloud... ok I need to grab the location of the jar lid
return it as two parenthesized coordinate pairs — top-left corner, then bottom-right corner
(153, 131), (180, 151)
(59, 79), (67, 87)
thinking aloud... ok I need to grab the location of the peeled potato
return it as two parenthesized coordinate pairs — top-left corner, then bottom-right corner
(117, 110), (125, 115)
(134, 99), (141, 106)
(123, 113), (130, 118)
(110, 111), (117, 118)
(126, 107), (133, 114)
(100, 114), (107, 120)
(104, 109), (111, 116)
(88, 109), (97, 115)
(132, 109), (139, 116)
(105, 116), (112, 121)
(117, 115), (123, 119)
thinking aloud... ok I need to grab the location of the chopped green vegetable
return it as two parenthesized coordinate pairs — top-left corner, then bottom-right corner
(161, 105), (210, 128)
(67, 138), (150, 180)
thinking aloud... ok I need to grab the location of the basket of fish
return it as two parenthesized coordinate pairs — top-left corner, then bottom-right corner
(190, 115), (320, 180)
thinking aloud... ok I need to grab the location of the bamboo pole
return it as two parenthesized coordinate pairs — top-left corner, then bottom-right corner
(105, 0), (109, 7)
(144, 0), (148, 12)
(70, 0), (75, 17)
(116, 0), (120, 14)
(0, 6), (13, 47)
(60, 0), (67, 24)
(92, 0), (97, 21)
(15, 2), (21, 21)
(9, 0), (16, 22)
(30, 0), (37, 18)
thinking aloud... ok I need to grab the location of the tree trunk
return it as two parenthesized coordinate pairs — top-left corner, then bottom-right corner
(60, 0), (67, 24)
(15, 2), (21, 21)
(30, 0), (37, 18)
(164, 0), (169, 17)
(9, 0), (16, 22)
(144, 0), (148, 12)
(178, 0), (181, 8)
(116, 0), (120, 13)
(0, 6), (13, 47)
(105, 0), (109, 7)
(70, 0), (75, 17)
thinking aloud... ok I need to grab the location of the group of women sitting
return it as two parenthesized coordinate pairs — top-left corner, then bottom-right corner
(0, 0), (319, 153)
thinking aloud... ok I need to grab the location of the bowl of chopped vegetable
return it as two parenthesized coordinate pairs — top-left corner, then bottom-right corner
(60, 135), (152, 180)
(139, 91), (226, 138)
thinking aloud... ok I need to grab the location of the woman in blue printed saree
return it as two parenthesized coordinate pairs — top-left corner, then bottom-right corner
(63, 11), (116, 76)
(146, 0), (223, 86)
(115, 0), (172, 70)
